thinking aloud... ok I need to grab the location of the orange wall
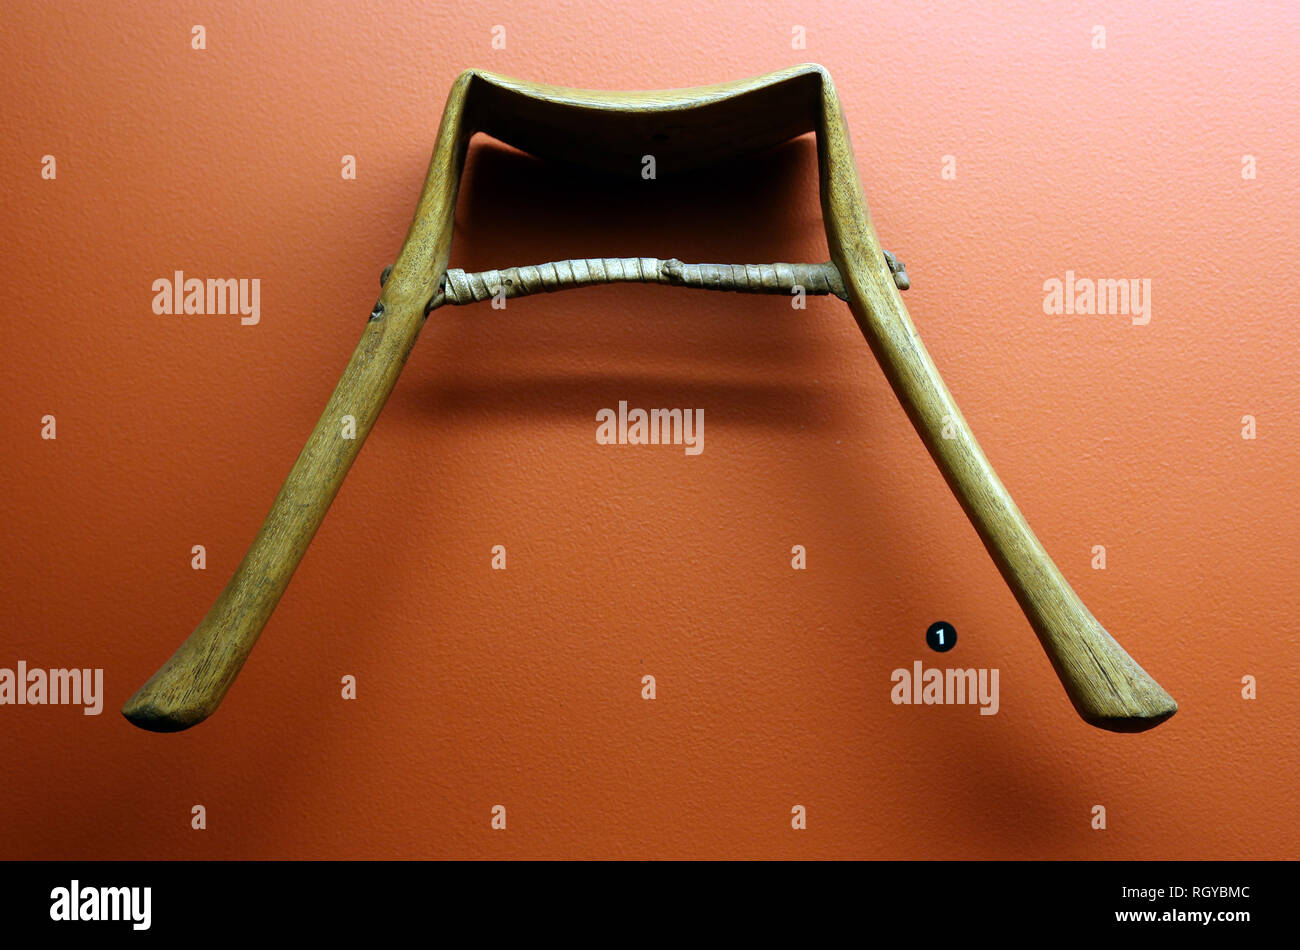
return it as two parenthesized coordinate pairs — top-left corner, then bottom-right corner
(1, 0), (1296, 859)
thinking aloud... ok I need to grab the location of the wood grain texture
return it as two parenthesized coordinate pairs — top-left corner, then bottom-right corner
(123, 64), (1174, 732)
(812, 69), (1175, 731)
(120, 73), (476, 730)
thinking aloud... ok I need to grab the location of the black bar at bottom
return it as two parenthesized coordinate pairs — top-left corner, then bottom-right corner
(0, 860), (1281, 937)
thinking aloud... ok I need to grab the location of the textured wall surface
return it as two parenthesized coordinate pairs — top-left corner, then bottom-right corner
(1, 0), (1296, 858)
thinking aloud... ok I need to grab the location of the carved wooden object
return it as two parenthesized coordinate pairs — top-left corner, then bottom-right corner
(123, 65), (1176, 733)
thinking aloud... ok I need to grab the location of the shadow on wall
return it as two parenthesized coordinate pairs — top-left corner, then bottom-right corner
(407, 134), (843, 429)
(0, 125), (1083, 860)
(383, 132), (1081, 855)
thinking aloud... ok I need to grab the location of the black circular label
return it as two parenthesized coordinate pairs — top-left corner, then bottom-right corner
(926, 621), (957, 652)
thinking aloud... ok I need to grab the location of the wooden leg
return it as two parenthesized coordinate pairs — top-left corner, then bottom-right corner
(815, 75), (1176, 731)
(121, 76), (473, 731)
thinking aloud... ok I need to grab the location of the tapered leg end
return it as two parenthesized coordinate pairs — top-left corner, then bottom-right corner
(1081, 696), (1178, 733)
(1072, 679), (1178, 733)
(1036, 609), (1179, 734)
(121, 687), (212, 733)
